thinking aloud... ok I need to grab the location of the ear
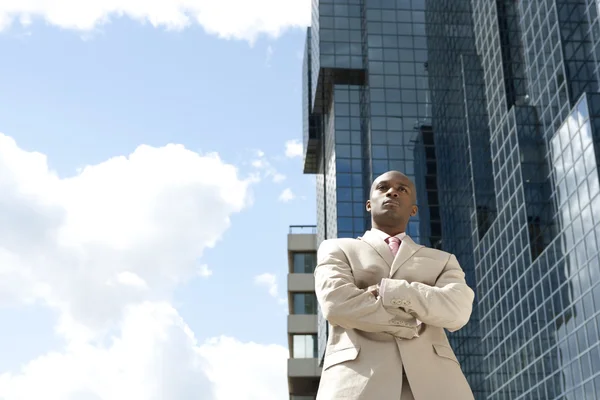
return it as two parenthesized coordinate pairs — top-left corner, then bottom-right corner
(410, 205), (419, 216)
(365, 200), (371, 212)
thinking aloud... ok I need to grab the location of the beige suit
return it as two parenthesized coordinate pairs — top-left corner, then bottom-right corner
(314, 231), (475, 400)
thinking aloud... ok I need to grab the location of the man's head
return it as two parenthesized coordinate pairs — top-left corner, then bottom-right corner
(366, 170), (418, 236)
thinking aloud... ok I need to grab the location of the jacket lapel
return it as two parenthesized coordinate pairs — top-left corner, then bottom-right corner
(390, 235), (423, 277)
(358, 230), (394, 267)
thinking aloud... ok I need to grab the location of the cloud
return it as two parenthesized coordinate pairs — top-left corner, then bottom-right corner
(0, 134), (248, 321)
(0, 0), (311, 43)
(272, 173), (286, 183)
(0, 303), (288, 400)
(265, 45), (274, 67)
(200, 336), (288, 399)
(0, 303), (212, 400)
(254, 273), (286, 305)
(197, 264), (213, 278)
(254, 273), (278, 297)
(0, 133), (287, 399)
(113, 271), (148, 289)
(278, 188), (295, 203)
(284, 140), (303, 158)
(250, 150), (286, 184)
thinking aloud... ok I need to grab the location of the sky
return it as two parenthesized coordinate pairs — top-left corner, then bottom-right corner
(0, 1), (316, 399)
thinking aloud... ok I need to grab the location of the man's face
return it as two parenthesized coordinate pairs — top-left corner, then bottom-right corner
(366, 171), (417, 225)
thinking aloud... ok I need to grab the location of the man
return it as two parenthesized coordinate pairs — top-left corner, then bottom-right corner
(314, 171), (475, 400)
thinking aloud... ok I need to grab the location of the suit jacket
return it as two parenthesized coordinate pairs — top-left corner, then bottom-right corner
(314, 231), (475, 400)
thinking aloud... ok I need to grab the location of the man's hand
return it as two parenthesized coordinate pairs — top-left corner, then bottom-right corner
(367, 284), (380, 298)
(379, 254), (475, 332)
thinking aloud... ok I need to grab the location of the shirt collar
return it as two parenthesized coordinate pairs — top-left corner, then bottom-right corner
(370, 228), (406, 242)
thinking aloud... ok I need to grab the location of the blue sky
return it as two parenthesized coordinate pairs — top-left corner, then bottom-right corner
(0, 3), (314, 398)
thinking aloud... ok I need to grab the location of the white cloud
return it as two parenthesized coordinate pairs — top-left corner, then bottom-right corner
(254, 273), (278, 297)
(250, 150), (286, 184)
(0, 303), (212, 400)
(114, 271), (148, 289)
(0, 133), (288, 399)
(197, 264), (213, 278)
(0, 0), (311, 43)
(284, 140), (303, 158)
(265, 45), (274, 67)
(251, 159), (267, 169)
(0, 303), (288, 400)
(0, 134), (248, 322)
(278, 188), (295, 203)
(272, 173), (286, 183)
(254, 273), (286, 305)
(200, 336), (288, 399)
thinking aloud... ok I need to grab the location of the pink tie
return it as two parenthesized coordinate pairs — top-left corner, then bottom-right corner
(386, 236), (401, 256)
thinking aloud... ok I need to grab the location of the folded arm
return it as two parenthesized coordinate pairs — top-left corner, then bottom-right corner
(314, 240), (419, 338)
(380, 254), (475, 332)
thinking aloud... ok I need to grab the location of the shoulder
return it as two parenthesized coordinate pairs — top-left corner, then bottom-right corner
(318, 237), (360, 250)
(317, 237), (361, 256)
(417, 245), (454, 263)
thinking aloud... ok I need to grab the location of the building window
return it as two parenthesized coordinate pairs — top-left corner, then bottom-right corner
(293, 252), (317, 273)
(292, 334), (318, 358)
(477, 206), (493, 240)
(293, 293), (318, 315)
(527, 216), (546, 260)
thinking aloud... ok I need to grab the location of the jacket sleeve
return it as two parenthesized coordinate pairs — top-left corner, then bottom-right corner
(314, 239), (419, 338)
(380, 254), (475, 332)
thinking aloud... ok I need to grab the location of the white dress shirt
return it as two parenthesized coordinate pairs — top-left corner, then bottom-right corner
(370, 228), (406, 243)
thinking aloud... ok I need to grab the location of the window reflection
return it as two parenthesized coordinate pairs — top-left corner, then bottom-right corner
(293, 334), (318, 358)
(293, 253), (317, 274)
(293, 293), (318, 315)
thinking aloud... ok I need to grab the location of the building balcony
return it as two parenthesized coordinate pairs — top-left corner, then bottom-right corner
(288, 273), (315, 292)
(288, 226), (317, 252)
(288, 314), (318, 335)
(288, 358), (321, 395)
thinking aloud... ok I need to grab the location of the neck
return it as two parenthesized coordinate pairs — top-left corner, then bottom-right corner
(372, 221), (405, 237)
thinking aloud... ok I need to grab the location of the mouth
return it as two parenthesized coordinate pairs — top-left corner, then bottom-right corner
(383, 201), (400, 207)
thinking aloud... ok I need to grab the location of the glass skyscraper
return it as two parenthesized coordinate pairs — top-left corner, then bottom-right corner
(302, 0), (600, 399)
(301, 0), (436, 370)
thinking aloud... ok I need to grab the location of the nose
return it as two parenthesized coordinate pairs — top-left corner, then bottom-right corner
(386, 189), (399, 198)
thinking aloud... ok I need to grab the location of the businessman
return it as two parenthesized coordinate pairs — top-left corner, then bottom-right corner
(314, 171), (475, 400)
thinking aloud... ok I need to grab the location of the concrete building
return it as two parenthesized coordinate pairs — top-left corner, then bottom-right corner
(286, 225), (320, 400)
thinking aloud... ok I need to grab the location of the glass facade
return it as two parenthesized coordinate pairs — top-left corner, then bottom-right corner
(425, 0), (600, 399)
(303, 0), (435, 363)
(425, 1), (494, 397)
(302, 0), (600, 398)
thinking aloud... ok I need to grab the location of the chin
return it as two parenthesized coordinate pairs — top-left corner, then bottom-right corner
(377, 213), (402, 223)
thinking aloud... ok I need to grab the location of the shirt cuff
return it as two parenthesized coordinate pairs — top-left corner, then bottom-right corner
(379, 278), (387, 300)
